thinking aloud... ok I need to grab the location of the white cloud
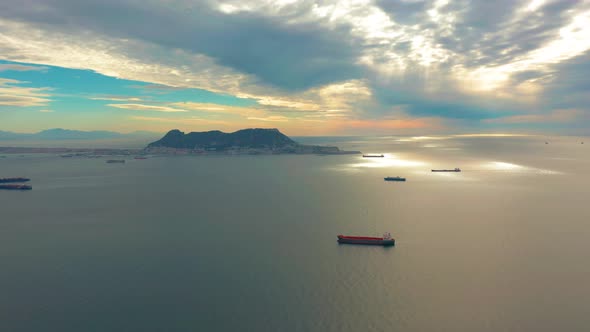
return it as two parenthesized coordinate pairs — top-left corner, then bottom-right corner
(483, 109), (586, 124)
(108, 103), (187, 113)
(170, 102), (267, 117)
(0, 78), (51, 107)
(247, 115), (289, 122)
(0, 63), (48, 72)
(0, 19), (249, 95)
(130, 115), (228, 125)
(90, 96), (143, 102)
(457, 9), (590, 94)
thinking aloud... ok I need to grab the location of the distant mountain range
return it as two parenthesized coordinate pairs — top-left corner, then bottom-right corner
(0, 128), (159, 140)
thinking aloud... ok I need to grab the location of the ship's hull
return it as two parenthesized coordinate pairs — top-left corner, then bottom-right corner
(0, 184), (32, 190)
(384, 178), (405, 181)
(431, 169), (460, 172)
(337, 236), (395, 246)
(338, 238), (395, 246)
(0, 177), (30, 183)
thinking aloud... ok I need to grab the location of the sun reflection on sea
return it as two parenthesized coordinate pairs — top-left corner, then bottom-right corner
(488, 161), (525, 171)
(397, 136), (451, 142)
(350, 154), (427, 168)
(482, 161), (561, 174)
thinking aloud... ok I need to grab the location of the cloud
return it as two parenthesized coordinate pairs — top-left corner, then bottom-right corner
(108, 103), (187, 113)
(90, 95), (142, 102)
(250, 96), (321, 111)
(130, 115), (228, 125)
(1, 1), (590, 133)
(0, 78), (51, 107)
(169, 102), (267, 117)
(483, 109), (586, 124)
(39, 109), (54, 113)
(247, 116), (289, 122)
(340, 118), (443, 130)
(0, 19), (249, 95)
(0, 63), (48, 72)
(136, 84), (188, 91)
(454, 133), (531, 137)
(0, 1), (362, 91)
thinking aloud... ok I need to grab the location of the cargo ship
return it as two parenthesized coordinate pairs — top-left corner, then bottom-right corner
(134, 156), (147, 160)
(106, 159), (125, 163)
(431, 168), (461, 172)
(0, 177), (31, 183)
(337, 233), (395, 246)
(0, 184), (32, 190)
(384, 176), (406, 181)
(363, 154), (384, 158)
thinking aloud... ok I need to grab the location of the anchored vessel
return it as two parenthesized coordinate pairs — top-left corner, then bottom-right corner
(384, 176), (406, 181)
(0, 184), (32, 190)
(0, 177), (31, 183)
(431, 168), (461, 172)
(337, 233), (395, 246)
(106, 159), (125, 163)
(363, 154), (384, 158)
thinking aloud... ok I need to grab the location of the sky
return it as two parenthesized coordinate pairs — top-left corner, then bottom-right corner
(0, 0), (589, 136)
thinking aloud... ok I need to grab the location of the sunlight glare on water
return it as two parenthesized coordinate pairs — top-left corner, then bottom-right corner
(350, 154), (428, 169)
(482, 161), (561, 175)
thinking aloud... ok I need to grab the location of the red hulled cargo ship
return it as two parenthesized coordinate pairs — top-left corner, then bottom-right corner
(337, 233), (395, 246)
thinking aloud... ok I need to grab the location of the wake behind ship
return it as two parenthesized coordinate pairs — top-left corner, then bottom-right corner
(337, 233), (395, 246)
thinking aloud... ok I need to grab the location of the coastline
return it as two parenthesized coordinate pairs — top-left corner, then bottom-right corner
(0, 146), (361, 156)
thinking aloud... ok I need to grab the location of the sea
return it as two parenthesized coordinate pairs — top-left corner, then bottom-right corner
(1, 135), (589, 332)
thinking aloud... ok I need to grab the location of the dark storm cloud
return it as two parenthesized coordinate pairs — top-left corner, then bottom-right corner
(0, 0), (362, 91)
(541, 54), (590, 109)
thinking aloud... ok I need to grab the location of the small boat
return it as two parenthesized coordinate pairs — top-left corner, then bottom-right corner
(384, 176), (406, 181)
(0, 184), (32, 190)
(337, 233), (395, 246)
(106, 159), (125, 163)
(431, 168), (461, 172)
(0, 177), (30, 183)
(363, 154), (384, 158)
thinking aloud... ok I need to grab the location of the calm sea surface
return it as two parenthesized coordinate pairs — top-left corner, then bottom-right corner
(1, 136), (589, 331)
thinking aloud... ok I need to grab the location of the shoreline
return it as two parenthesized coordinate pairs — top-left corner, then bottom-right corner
(0, 146), (361, 156)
